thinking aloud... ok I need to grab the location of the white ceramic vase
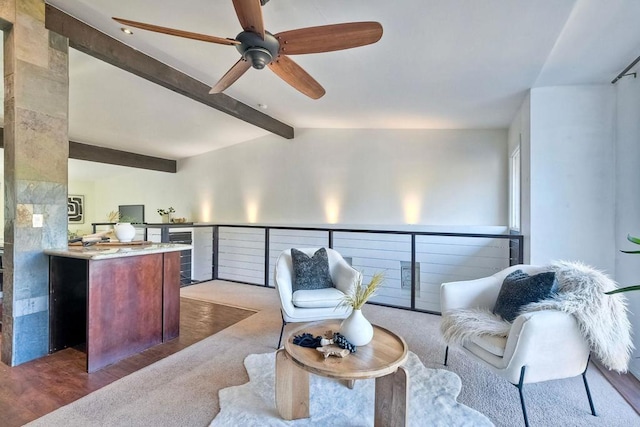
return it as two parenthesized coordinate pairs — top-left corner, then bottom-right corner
(339, 309), (374, 346)
(114, 222), (136, 243)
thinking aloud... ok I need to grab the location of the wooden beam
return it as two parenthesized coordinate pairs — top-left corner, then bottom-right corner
(0, 128), (177, 173)
(44, 4), (294, 139)
(68, 141), (176, 173)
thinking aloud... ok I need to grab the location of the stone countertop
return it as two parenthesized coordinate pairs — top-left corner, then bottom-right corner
(44, 243), (192, 260)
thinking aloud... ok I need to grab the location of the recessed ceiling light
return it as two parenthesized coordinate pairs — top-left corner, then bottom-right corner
(258, 103), (268, 109)
(121, 27), (133, 35)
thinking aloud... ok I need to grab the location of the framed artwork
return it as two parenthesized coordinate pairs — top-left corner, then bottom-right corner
(68, 195), (85, 224)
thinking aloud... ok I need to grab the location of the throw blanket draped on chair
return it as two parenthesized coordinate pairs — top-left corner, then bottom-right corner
(441, 260), (633, 373)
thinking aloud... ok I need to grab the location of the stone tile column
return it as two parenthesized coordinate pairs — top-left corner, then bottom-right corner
(0, 0), (69, 365)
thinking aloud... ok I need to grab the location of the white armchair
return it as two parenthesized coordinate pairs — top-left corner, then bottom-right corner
(440, 265), (596, 427)
(274, 247), (361, 348)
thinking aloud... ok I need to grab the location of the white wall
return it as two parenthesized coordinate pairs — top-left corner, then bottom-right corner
(512, 85), (640, 378)
(90, 168), (182, 226)
(614, 67), (640, 377)
(508, 94), (531, 263)
(176, 128), (508, 227)
(528, 86), (616, 271)
(88, 129), (508, 229)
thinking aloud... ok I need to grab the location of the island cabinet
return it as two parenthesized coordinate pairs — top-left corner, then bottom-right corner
(45, 244), (189, 372)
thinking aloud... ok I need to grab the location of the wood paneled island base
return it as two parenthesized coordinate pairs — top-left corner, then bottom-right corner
(46, 244), (189, 372)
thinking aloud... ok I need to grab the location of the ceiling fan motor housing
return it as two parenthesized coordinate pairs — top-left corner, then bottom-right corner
(236, 31), (280, 69)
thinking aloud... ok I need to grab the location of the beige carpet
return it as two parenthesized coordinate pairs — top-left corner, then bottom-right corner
(27, 280), (640, 427)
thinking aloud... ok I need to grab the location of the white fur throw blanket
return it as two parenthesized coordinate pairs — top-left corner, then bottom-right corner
(441, 260), (633, 373)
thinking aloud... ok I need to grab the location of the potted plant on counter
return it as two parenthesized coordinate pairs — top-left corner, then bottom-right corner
(157, 207), (175, 223)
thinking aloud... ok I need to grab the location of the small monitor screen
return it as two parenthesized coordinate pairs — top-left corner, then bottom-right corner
(118, 204), (145, 224)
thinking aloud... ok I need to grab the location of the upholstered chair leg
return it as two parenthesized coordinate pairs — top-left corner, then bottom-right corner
(516, 366), (530, 427)
(277, 311), (287, 349)
(444, 346), (449, 366)
(582, 358), (597, 416)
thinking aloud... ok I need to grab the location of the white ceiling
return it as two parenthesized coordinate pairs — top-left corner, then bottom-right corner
(21, 1), (640, 164)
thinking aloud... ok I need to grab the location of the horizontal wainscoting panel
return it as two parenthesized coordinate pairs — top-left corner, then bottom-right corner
(413, 235), (509, 312)
(217, 227), (266, 285)
(203, 224), (521, 315)
(334, 232), (413, 309)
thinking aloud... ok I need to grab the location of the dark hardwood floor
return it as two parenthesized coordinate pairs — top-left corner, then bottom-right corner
(0, 297), (255, 427)
(594, 360), (640, 415)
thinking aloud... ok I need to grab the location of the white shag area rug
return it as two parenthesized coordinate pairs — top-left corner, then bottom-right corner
(211, 351), (494, 427)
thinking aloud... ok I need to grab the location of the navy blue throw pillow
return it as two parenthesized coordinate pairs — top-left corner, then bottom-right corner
(291, 248), (334, 292)
(493, 270), (558, 322)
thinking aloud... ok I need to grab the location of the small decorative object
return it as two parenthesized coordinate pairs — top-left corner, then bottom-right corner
(293, 333), (323, 348)
(332, 332), (357, 353)
(337, 271), (385, 346)
(157, 207), (175, 223)
(67, 195), (84, 224)
(114, 222), (136, 242)
(293, 331), (355, 358)
(317, 345), (350, 359)
(293, 332), (334, 348)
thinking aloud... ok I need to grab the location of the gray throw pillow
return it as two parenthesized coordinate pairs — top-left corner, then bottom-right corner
(291, 248), (334, 292)
(493, 270), (558, 322)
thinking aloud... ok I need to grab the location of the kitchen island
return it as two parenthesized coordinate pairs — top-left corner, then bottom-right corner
(45, 243), (191, 372)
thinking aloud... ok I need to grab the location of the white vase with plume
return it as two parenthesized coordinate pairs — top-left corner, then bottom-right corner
(337, 271), (385, 347)
(340, 309), (374, 346)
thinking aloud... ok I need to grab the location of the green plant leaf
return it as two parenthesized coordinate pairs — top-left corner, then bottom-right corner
(605, 285), (640, 295)
(627, 234), (640, 245)
(621, 250), (640, 254)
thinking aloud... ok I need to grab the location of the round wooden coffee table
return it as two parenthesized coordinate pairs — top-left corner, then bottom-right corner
(275, 320), (409, 426)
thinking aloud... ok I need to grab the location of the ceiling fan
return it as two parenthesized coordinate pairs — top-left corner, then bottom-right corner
(113, 0), (383, 99)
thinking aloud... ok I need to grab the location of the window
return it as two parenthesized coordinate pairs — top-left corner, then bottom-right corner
(509, 146), (521, 231)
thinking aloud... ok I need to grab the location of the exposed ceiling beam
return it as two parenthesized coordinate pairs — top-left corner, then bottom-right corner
(0, 128), (177, 173)
(68, 141), (177, 173)
(44, 4), (294, 139)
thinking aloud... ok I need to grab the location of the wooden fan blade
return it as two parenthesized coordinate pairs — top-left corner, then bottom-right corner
(113, 17), (240, 46)
(275, 22), (383, 55)
(232, 0), (265, 39)
(268, 55), (325, 99)
(209, 59), (252, 94)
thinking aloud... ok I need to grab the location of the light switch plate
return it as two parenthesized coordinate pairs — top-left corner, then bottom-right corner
(32, 214), (44, 228)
